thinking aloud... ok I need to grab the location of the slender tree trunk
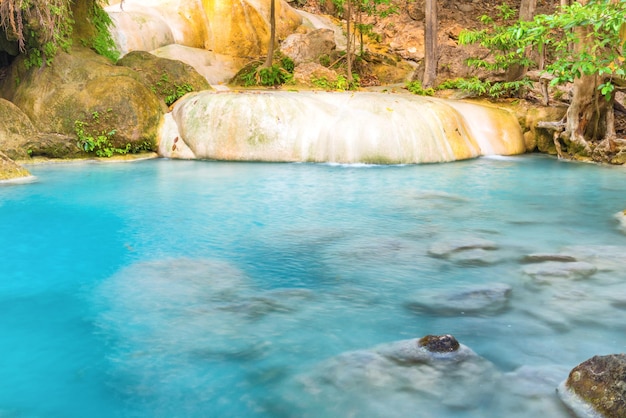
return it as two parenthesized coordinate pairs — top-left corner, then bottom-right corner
(423, 0), (437, 88)
(346, 0), (353, 82)
(263, 0), (276, 68)
(505, 0), (536, 82)
(561, 17), (613, 157)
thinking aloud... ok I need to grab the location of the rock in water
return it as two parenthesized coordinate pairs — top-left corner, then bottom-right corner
(615, 210), (626, 234)
(406, 282), (512, 316)
(278, 335), (500, 416)
(417, 334), (460, 353)
(0, 150), (31, 181)
(558, 354), (626, 418)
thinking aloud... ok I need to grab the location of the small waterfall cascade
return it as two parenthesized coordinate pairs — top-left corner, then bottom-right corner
(159, 91), (526, 164)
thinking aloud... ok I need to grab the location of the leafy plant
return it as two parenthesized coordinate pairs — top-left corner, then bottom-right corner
(459, 0), (626, 100)
(312, 74), (360, 91)
(234, 57), (296, 88)
(81, 0), (120, 62)
(405, 80), (434, 96)
(74, 109), (149, 157)
(1, 0), (73, 68)
(75, 120), (125, 157)
(151, 72), (194, 105)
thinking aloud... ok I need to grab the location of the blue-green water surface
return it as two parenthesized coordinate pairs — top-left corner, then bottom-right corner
(1, 155), (625, 417)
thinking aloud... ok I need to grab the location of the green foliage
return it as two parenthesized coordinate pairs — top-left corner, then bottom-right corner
(82, 0), (120, 62)
(446, 77), (533, 98)
(405, 80), (434, 96)
(280, 56), (295, 73)
(74, 109), (150, 157)
(460, 0), (626, 100)
(312, 74), (360, 91)
(1, 0), (73, 68)
(75, 119), (126, 157)
(437, 78), (465, 90)
(319, 54), (331, 67)
(234, 57), (295, 88)
(150, 72), (194, 106)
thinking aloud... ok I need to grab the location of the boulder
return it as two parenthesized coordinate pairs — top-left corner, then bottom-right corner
(1, 47), (163, 156)
(0, 98), (38, 160)
(280, 29), (336, 65)
(0, 150), (30, 181)
(293, 62), (339, 86)
(558, 354), (626, 418)
(0, 98), (78, 159)
(117, 51), (211, 105)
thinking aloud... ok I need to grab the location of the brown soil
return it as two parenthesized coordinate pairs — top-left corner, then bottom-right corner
(298, 0), (559, 85)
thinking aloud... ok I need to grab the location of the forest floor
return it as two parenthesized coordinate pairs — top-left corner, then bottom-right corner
(297, 0), (626, 137)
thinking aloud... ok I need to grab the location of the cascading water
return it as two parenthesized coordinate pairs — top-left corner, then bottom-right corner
(159, 91), (526, 163)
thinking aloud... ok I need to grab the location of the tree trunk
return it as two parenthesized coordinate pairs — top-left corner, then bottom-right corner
(560, 21), (614, 158)
(346, 0), (353, 83)
(423, 0), (437, 88)
(262, 0), (276, 68)
(505, 0), (536, 82)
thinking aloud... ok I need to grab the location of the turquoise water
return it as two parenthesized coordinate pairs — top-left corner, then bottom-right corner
(1, 155), (625, 417)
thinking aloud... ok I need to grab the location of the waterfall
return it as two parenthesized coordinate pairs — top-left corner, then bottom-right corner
(159, 91), (526, 164)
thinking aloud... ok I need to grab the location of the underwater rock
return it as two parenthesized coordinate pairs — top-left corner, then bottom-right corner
(558, 354), (626, 418)
(522, 261), (597, 283)
(447, 247), (503, 265)
(561, 245), (626, 272)
(280, 336), (500, 416)
(490, 365), (574, 417)
(520, 253), (578, 263)
(427, 237), (499, 259)
(406, 282), (512, 316)
(614, 211), (626, 234)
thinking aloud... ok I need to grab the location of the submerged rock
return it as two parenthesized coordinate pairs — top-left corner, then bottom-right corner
(520, 253), (579, 263)
(491, 365), (574, 417)
(522, 261), (597, 283)
(406, 282), (512, 316)
(561, 245), (626, 272)
(558, 354), (626, 418)
(428, 237), (499, 258)
(280, 335), (500, 416)
(615, 210), (626, 235)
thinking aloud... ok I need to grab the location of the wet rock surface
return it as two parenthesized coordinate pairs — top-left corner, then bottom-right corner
(418, 334), (460, 353)
(559, 354), (626, 418)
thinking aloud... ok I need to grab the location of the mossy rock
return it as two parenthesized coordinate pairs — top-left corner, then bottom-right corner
(1, 46), (163, 156)
(117, 51), (211, 106)
(0, 150), (30, 181)
(559, 354), (626, 417)
(0, 98), (38, 159)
